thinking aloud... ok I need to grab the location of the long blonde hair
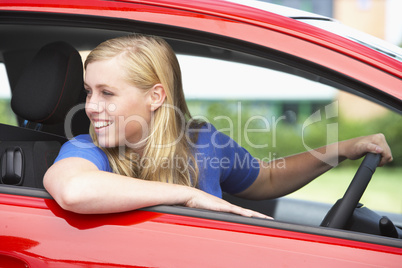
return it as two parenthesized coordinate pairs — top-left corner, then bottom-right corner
(85, 34), (201, 187)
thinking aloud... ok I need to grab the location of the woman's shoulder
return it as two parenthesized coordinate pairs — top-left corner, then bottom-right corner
(70, 134), (94, 143)
(190, 122), (236, 151)
(56, 134), (111, 171)
(58, 134), (107, 157)
(189, 122), (215, 141)
(189, 122), (217, 134)
(63, 134), (98, 149)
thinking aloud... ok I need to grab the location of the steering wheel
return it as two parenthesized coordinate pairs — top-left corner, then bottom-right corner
(320, 153), (381, 229)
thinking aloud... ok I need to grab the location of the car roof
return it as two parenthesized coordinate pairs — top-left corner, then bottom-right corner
(228, 0), (402, 63)
(1, 0), (401, 61)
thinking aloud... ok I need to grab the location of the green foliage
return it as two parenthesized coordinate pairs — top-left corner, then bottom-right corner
(338, 111), (402, 167)
(187, 100), (402, 167)
(0, 99), (17, 126)
(288, 167), (402, 213)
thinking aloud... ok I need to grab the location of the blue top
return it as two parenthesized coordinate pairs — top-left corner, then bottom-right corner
(54, 124), (260, 198)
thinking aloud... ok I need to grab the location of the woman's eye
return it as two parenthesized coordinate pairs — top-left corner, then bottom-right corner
(103, 91), (114, 96)
(84, 89), (91, 95)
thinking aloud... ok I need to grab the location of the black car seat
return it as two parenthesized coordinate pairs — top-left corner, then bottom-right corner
(11, 41), (89, 136)
(0, 41), (89, 188)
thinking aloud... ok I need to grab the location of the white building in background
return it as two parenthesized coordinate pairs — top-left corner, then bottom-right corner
(258, 0), (401, 119)
(261, 0), (402, 46)
(385, 0), (402, 46)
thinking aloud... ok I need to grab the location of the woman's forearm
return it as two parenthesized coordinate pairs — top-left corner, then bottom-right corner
(239, 134), (392, 200)
(267, 142), (344, 198)
(56, 171), (193, 214)
(44, 158), (192, 214)
(44, 158), (271, 218)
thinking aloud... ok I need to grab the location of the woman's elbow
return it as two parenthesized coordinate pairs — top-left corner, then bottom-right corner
(44, 171), (84, 212)
(56, 188), (84, 212)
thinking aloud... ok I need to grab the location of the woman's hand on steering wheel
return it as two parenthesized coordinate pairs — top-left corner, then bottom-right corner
(340, 133), (393, 166)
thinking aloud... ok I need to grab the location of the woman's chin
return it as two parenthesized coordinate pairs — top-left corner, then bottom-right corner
(96, 135), (119, 148)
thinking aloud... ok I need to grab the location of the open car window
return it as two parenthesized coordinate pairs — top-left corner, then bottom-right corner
(2, 23), (401, 218)
(0, 62), (17, 126)
(177, 53), (402, 217)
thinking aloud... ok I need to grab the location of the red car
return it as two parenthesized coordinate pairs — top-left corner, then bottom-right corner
(0, 0), (401, 267)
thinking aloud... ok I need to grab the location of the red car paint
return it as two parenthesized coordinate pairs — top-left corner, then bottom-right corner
(1, 193), (401, 267)
(2, 0), (401, 101)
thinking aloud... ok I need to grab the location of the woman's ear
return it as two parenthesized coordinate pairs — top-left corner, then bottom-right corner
(150, 84), (166, 112)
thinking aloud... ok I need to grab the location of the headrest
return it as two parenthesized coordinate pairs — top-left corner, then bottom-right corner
(11, 42), (84, 125)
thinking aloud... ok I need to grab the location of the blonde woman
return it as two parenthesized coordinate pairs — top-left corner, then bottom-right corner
(44, 35), (392, 218)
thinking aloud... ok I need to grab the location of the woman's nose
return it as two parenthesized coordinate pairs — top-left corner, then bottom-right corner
(86, 96), (106, 113)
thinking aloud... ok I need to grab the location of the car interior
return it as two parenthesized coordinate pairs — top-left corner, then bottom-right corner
(0, 12), (401, 247)
(1, 40), (89, 189)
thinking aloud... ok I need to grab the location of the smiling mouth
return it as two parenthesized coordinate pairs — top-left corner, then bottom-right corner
(93, 121), (113, 129)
